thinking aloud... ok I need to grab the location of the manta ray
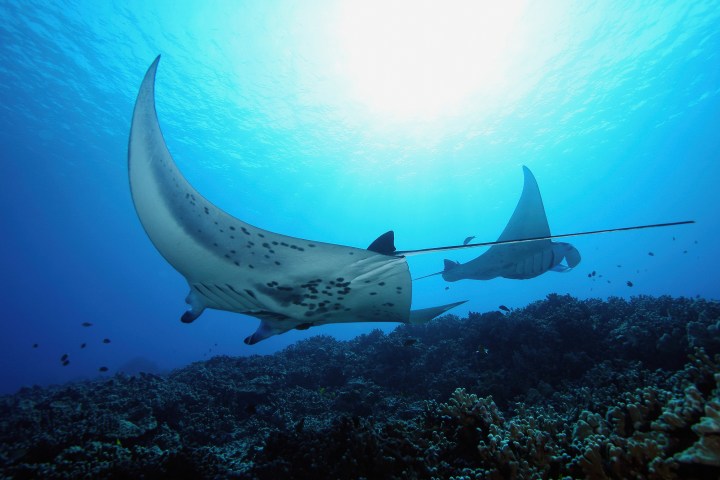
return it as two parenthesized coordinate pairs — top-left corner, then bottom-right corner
(441, 166), (581, 282)
(411, 166), (693, 282)
(129, 56), (693, 344)
(129, 56), (466, 345)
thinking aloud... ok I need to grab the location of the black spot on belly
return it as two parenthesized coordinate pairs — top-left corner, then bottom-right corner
(231, 250), (236, 254)
(234, 261), (240, 266)
(308, 244), (316, 248)
(241, 227), (250, 235)
(336, 277), (345, 282)
(369, 292), (377, 296)
(248, 265), (254, 269)
(378, 282), (386, 286)
(275, 261), (281, 266)
(258, 233), (265, 238)
(204, 207), (209, 214)
(272, 241), (279, 245)
(230, 226), (236, 231)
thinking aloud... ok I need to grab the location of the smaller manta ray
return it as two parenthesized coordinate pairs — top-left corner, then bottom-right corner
(407, 170), (693, 280)
(439, 166), (581, 282)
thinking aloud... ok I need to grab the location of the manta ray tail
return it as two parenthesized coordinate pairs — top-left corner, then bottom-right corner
(401, 220), (695, 258)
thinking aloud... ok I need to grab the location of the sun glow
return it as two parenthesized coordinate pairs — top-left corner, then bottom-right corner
(333, 1), (527, 120)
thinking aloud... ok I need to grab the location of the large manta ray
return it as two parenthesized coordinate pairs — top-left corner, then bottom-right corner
(128, 56), (465, 344)
(441, 166), (581, 282)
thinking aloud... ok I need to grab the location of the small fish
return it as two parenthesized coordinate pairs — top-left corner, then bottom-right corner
(587, 273), (592, 278)
(62, 360), (70, 367)
(403, 338), (418, 347)
(498, 305), (510, 312)
(592, 271), (596, 277)
(102, 338), (111, 344)
(80, 343), (86, 349)
(617, 265), (622, 268)
(648, 252), (654, 256)
(672, 236), (676, 241)
(32, 343), (38, 349)
(444, 286), (449, 290)
(626, 281), (633, 287)
(683, 250), (687, 254)
(61, 354), (68, 362)
(99, 366), (109, 372)
(81, 322), (93, 327)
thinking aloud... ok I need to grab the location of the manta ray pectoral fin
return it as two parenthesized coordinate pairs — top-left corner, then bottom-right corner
(367, 231), (396, 255)
(408, 300), (466, 325)
(181, 289), (206, 323)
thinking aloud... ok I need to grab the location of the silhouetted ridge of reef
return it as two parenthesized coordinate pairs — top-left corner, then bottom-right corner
(1, 295), (719, 479)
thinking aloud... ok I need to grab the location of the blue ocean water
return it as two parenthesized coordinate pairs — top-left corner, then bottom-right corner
(0, 0), (718, 396)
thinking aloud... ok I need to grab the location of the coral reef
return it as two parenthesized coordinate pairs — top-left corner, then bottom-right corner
(1, 295), (719, 478)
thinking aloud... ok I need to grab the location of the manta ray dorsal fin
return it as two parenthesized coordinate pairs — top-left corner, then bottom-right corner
(367, 231), (396, 255)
